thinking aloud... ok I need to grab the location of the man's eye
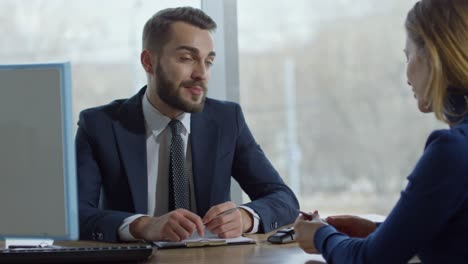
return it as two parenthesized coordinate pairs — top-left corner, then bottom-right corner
(180, 57), (193, 62)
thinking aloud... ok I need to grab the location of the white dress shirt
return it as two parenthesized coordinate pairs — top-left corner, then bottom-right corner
(118, 91), (259, 241)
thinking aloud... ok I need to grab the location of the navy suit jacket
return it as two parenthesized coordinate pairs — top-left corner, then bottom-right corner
(76, 87), (299, 242)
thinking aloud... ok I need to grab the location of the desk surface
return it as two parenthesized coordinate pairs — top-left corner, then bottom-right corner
(1, 232), (421, 264)
(148, 233), (323, 264)
(0, 232), (324, 264)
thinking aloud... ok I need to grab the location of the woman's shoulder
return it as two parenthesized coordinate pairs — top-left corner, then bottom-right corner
(421, 126), (468, 177)
(425, 125), (468, 151)
(408, 127), (468, 190)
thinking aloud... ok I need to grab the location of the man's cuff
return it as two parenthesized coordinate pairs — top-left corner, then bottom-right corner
(118, 214), (148, 241)
(239, 205), (260, 233)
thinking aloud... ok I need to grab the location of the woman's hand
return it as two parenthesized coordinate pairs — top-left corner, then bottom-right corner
(326, 215), (377, 238)
(294, 211), (328, 254)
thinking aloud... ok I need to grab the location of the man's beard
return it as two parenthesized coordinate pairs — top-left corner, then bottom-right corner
(155, 62), (207, 113)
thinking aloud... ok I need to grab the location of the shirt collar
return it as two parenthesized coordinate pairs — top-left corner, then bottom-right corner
(142, 90), (191, 137)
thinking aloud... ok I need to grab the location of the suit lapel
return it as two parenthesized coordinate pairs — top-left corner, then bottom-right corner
(112, 88), (147, 214)
(191, 103), (218, 216)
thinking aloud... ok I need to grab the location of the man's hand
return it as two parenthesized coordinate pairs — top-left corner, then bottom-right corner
(129, 209), (204, 241)
(294, 211), (327, 254)
(202, 201), (253, 238)
(326, 215), (377, 238)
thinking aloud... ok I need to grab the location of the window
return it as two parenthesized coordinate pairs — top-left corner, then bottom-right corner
(237, 0), (445, 215)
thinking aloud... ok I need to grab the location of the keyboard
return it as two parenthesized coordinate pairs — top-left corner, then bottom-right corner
(0, 245), (153, 263)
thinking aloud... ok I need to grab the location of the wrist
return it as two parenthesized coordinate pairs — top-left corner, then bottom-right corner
(129, 216), (151, 239)
(374, 221), (381, 229)
(239, 208), (253, 233)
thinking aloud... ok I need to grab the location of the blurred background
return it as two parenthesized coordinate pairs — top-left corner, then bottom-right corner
(0, 0), (444, 216)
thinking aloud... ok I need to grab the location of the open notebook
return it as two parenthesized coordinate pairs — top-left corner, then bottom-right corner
(153, 230), (255, 248)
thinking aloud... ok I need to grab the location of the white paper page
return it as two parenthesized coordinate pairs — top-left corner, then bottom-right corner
(153, 230), (255, 248)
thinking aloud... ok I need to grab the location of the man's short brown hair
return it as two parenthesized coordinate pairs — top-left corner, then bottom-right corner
(142, 7), (217, 52)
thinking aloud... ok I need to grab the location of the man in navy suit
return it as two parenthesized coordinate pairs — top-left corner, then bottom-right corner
(76, 7), (299, 243)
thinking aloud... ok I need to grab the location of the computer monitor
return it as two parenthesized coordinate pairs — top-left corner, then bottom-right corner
(0, 62), (78, 241)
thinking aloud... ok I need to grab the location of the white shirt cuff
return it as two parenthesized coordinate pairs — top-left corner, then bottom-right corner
(118, 214), (148, 241)
(239, 206), (260, 234)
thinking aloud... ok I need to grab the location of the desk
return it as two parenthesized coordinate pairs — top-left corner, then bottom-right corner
(0, 233), (323, 264)
(148, 233), (323, 264)
(1, 232), (421, 264)
(65, 234), (325, 264)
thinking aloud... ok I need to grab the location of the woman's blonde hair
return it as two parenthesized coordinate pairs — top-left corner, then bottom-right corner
(405, 0), (468, 123)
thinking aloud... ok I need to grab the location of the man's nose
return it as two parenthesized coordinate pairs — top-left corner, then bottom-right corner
(191, 63), (208, 81)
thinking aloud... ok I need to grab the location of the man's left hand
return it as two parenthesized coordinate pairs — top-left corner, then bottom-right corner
(202, 201), (253, 238)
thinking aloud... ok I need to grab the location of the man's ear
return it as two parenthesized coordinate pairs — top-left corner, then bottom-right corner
(141, 50), (156, 74)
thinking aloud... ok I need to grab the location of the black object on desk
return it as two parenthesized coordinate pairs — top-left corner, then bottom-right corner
(267, 227), (296, 244)
(0, 245), (153, 263)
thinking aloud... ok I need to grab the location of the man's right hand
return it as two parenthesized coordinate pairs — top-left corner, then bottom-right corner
(326, 215), (377, 238)
(129, 209), (204, 241)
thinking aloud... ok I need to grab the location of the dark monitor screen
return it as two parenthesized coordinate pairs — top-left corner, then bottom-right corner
(0, 63), (78, 240)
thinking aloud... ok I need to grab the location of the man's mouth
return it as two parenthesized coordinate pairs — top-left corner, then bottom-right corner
(185, 86), (203, 95)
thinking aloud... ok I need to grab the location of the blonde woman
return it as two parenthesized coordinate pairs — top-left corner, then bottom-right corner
(294, 0), (468, 263)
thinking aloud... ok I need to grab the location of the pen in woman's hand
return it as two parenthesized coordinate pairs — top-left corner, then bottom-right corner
(298, 210), (314, 220)
(298, 210), (328, 223)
